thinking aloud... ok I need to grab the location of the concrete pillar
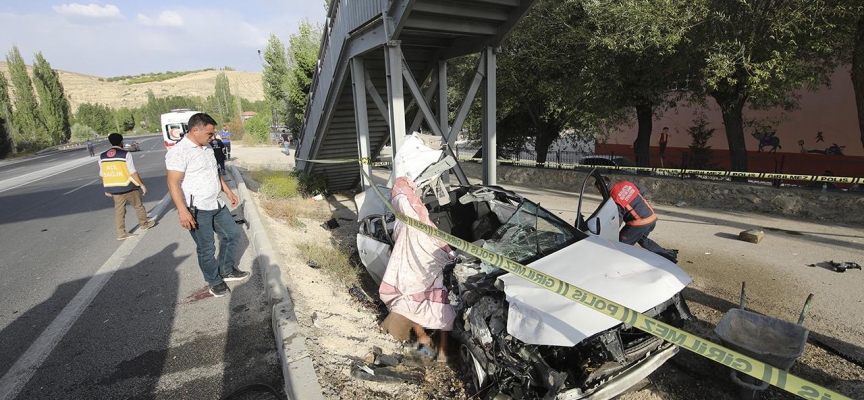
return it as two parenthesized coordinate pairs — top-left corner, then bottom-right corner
(350, 57), (372, 190)
(482, 47), (497, 185)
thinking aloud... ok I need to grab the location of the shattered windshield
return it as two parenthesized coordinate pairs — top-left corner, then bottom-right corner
(480, 201), (583, 271)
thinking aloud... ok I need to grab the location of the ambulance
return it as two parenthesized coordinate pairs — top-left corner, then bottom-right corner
(160, 109), (201, 149)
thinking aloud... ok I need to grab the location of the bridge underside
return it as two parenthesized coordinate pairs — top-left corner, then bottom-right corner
(297, 0), (536, 191)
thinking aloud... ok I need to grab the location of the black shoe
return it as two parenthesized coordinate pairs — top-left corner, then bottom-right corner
(209, 282), (230, 297)
(221, 270), (250, 282)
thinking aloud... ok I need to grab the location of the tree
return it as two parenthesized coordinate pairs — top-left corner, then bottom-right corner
(837, 4), (864, 150)
(6, 45), (46, 149)
(686, 115), (715, 169)
(213, 72), (235, 120)
(581, 0), (704, 167)
(0, 70), (13, 156)
(75, 102), (114, 134)
(691, 0), (843, 173)
(32, 52), (72, 144)
(286, 20), (323, 134)
(262, 34), (290, 128)
(113, 107), (135, 132)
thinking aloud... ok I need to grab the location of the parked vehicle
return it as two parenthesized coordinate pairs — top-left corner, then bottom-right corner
(122, 141), (140, 152)
(354, 135), (691, 399)
(160, 109), (201, 149)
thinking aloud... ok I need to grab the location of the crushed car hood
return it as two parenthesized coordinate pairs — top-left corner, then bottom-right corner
(499, 235), (691, 346)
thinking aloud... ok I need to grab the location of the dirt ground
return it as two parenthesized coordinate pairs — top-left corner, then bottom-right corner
(238, 166), (863, 400)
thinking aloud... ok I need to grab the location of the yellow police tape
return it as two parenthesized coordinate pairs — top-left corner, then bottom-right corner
(459, 156), (864, 185)
(356, 167), (852, 400)
(298, 155), (863, 185)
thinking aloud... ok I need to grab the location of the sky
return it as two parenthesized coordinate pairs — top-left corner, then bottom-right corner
(0, 1), (327, 77)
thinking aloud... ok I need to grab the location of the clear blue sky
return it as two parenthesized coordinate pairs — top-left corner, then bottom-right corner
(0, 1), (327, 77)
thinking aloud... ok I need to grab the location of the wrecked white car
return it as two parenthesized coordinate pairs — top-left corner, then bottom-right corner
(355, 135), (692, 399)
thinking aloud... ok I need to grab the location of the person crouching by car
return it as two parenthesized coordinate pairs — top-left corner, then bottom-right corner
(210, 133), (227, 175)
(379, 176), (454, 362)
(596, 177), (678, 263)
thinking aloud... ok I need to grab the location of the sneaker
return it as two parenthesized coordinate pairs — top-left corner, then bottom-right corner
(140, 220), (156, 230)
(221, 270), (251, 282)
(209, 282), (230, 297)
(117, 232), (138, 241)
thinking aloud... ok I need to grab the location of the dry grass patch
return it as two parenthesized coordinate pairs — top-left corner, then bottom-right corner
(296, 241), (361, 288)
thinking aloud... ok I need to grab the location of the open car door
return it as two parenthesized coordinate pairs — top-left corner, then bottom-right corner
(575, 169), (621, 242)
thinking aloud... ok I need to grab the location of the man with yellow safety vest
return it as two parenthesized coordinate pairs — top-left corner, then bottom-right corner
(99, 133), (156, 240)
(597, 177), (678, 263)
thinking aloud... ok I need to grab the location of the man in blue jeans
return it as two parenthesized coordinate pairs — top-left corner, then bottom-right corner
(166, 113), (249, 297)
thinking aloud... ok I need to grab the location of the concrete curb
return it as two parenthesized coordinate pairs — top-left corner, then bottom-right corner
(228, 165), (325, 400)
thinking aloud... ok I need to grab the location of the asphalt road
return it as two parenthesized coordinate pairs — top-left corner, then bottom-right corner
(0, 137), (281, 399)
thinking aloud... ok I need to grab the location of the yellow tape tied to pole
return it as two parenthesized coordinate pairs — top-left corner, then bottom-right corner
(357, 167), (852, 400)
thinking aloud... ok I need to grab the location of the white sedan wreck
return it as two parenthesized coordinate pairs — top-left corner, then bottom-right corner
(355, 135), (692, 399)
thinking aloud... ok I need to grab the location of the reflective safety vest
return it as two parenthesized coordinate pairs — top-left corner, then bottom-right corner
(609, 181), (657, 226)
(99, 147), (139, 194)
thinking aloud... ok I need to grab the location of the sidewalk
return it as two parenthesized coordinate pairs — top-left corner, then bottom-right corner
(226, 144), (324, 400)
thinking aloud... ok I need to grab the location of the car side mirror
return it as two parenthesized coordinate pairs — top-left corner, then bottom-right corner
(587, 218), (601, 235)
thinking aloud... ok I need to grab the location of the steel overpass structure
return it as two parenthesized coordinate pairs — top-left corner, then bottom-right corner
(295, 0), (539, 191)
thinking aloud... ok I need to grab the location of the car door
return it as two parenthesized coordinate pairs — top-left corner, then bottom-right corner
(575, 169), (621, 241)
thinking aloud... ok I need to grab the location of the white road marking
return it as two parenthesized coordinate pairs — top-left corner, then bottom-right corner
(0, 192), (173, 400)
(0, 157), (95, 194)
(62, 179), (100, 196)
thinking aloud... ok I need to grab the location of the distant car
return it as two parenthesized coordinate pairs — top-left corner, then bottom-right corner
(580, 156), (637, 174)
(123, 141), (140, 152)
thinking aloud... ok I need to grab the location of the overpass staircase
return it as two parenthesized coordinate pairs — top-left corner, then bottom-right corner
(295, 0), (538, 191)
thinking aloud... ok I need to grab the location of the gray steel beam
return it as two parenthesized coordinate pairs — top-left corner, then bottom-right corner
(450, 53), (485, 143)
(482, 46), (497, 185)
(403, 16), (498, 36)
(364, 68), (390, 124)
(351, 57), (373, 190)
(388, 0), (418, 40)
(491, 0), (537, 47)
(411, 2), (510, 22)
(385, 43), (407, 178)
(400, 56), (468, 186)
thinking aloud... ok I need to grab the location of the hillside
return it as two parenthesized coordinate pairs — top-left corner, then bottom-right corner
(0, 62), (264, 112)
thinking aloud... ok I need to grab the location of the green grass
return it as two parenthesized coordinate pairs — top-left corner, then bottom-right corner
(252, 170), (299, 199)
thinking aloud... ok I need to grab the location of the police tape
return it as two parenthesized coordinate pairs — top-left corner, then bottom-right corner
(298, 154), (862, 185)
(295, 157), (392, 167)
(358, 168), (852, 400)
(458, 156), (864, 185)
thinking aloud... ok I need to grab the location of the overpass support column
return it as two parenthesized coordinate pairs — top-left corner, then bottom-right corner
(482, 46), (497, 185)
(385, 42), (407, 179)
(350, 57), (372, 190)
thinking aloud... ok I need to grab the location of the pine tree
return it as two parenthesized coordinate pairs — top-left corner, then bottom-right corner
(6, 45), (46, 149)
(0, 71), (14, 156)
(32, 52), (72, 144)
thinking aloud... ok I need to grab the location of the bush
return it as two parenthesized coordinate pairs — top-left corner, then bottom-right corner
(291, 169), (329, 197)
(242, 113), (271, 145)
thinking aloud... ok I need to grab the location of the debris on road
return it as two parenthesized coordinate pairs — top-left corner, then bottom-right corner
(321, 218), (339, 230)
(738, 229), (764, 244)
(306, 259), (321, 268)
(351, 347), (424, 383)
(829, 260), (861, 273)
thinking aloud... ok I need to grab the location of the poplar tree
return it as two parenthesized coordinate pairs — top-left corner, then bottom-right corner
(32, 52), (72, 144)
(262, 34), (290, 128)
(6, 46), (46, 148)
(0, 71), (13, 156)
(213, 72), (235, 120)
(286, 20), (322, 133)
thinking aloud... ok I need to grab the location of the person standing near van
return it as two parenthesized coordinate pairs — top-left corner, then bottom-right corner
(166, 113), (248, 297)
(99, 133), (155, 240)
(219, 125), (231, 159)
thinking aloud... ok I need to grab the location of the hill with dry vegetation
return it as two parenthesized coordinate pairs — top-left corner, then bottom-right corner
(0, 62), (264, 112)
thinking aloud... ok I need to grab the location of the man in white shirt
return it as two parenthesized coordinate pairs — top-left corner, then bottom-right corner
(165, 113), (249, 297)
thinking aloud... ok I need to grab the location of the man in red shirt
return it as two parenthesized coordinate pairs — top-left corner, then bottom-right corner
(597, 177), (678, 263)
